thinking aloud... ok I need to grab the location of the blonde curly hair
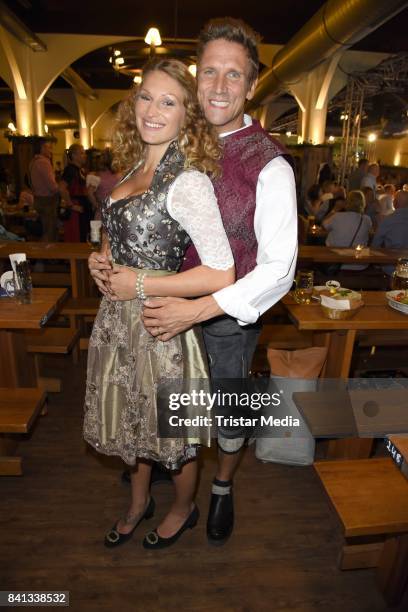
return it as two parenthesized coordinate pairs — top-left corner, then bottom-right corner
(112, 58), (221, 177)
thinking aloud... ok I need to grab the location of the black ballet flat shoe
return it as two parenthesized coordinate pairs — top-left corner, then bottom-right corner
(207, 490), (234, 546)
(142, 505), (199, 550)
(104, 497), (155, 548)
(121, 463), (173, 486)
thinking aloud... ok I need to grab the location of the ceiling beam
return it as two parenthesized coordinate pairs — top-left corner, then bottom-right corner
(0, 0), (46, 51)
(61, 67), (98, 101)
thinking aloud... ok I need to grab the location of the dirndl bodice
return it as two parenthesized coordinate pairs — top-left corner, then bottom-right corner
(101, 140), (191, 271)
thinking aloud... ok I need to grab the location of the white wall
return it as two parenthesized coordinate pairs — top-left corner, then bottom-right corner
(372, 135), (408, 168)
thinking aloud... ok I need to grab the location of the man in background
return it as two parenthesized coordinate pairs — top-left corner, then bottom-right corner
(361, 162), (380, 193)
(29, 139), (59, 241)
(372, 190), (408, 276)
(348, 157), (368, 191)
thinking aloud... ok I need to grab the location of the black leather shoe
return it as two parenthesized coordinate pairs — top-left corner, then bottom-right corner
(142, 505), (199, 550)
(207, 490), (234, 546)
(122, 463), (173, 486)
(104, 497), (155, 548)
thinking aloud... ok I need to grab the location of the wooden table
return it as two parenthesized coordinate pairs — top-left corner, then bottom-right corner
(282, 291), (408, 458)
(282, 291), (408, 377)
(0, 288), (67, 474)
(0, 287), (68, 387)
(0, 241), (92, 297)
(298, 245), (408, 265)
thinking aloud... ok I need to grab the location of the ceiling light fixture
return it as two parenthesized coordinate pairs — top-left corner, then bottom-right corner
(144, 27), (162, 53)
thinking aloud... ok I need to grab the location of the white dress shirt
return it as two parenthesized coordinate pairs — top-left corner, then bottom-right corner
(212, 115), (298, 325)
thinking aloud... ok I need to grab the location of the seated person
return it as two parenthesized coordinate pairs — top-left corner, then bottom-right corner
(304, 184), (329, 223)
(326, 194), (346, 217)
(18, 188), (34, 210)
(320, 179), (335, 204)
(376, 183), (395, 226)
(323, 190), (372, 270)
(372, 190), (408, 275)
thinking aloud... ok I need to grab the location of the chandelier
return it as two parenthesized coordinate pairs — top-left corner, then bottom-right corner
(109, 27), (197, 84)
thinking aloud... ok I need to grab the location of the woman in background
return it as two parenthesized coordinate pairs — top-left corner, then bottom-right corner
(87, 149), (120, 220)
(59, 144), (92, 242)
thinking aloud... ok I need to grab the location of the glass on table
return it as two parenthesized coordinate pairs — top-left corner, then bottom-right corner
(293, 269), (314, 304)
(391, 258), (408, 290)
(14, 260), (32, 303)
(87, 220), (102, 249)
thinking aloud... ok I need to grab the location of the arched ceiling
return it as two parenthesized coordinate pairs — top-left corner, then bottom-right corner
(6, 0), (408, 52)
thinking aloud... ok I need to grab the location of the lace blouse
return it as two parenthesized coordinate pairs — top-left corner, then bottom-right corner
(167, 170), (233, 270)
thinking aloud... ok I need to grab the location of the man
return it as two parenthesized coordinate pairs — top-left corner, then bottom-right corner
(143, 18), (297, 545)
(377, 183), (396, 216)
(29, 139), (59, 241)
(372, 190), (408, 275)
(360, 162), (380, 193)
(89, 17), (297, 545)
(348, 158), (368, 191)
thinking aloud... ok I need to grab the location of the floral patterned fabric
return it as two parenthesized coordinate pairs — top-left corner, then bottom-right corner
(101, 140), (191, 271)
(83, 294), (210, 469)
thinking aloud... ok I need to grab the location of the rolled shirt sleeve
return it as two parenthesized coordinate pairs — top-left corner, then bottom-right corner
(212, 156), (298, 325)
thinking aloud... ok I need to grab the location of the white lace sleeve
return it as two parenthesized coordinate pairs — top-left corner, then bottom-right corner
(167, 170), (234, 270)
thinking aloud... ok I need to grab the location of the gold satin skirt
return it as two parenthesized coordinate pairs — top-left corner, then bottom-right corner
(83, 268), (211, 470)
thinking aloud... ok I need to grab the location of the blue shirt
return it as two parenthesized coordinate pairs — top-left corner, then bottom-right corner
(372, 208), (408, 274)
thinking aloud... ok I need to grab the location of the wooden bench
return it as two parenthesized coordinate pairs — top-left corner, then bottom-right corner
(25, 327), (81, 391)
(358, 330), (408, 348)
(31, 272), (72, 288)
(315, 458), (408, 607)
(60, 297), (100, 352)
(0, 388), (47, 475)
(60, 296), (100, 318)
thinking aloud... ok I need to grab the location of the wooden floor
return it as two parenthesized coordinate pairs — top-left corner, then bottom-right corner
(1, 354), (407, 612)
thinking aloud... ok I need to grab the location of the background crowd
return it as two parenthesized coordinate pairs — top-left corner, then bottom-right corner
(301, 158), (408, 279)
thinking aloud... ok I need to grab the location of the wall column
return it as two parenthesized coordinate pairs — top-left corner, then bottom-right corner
(290, 53), (342, 144)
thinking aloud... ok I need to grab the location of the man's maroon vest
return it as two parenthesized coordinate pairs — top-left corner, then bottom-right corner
(181, 119), (289, 279)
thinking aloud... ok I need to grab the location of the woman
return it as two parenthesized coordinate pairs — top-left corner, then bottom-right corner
(59, 144), (92, 242)
(323, 189), (372, 270)
(84, 59), (235, 550)
(87, 149), (120, 220)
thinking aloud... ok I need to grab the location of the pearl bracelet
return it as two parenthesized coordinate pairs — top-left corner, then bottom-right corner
(135, 271), (147, 300)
